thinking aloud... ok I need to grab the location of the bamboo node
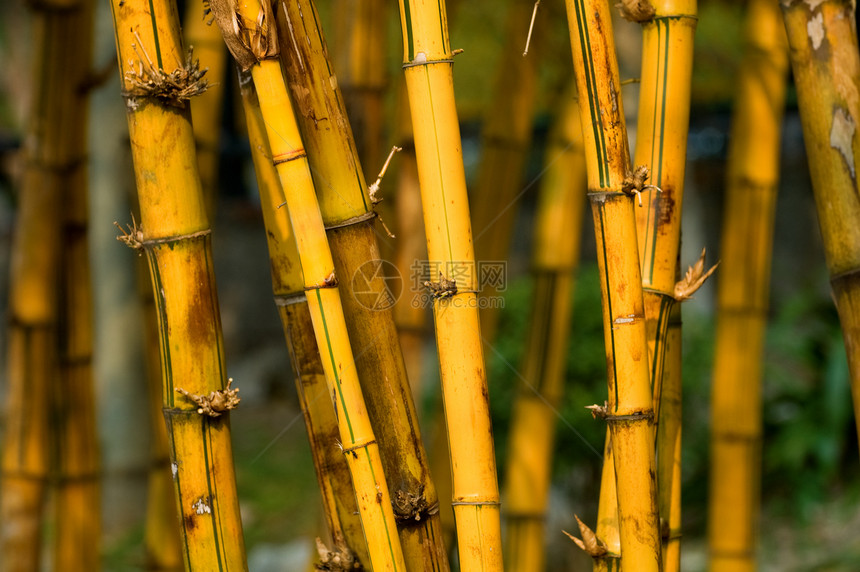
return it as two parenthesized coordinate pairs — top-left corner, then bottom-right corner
(175, 378), (241, 417)
(564, 515), (608, 557)
(123, 33), (209, 109)
(314, 537), (361, 571)
(674, 247), (720, 301)
(424, 272), (458, 299)
(392, 488), (439, 521)
(615, 0), (656, 23)
(621, 165), (662, 206)
(114, 217), (145, 252)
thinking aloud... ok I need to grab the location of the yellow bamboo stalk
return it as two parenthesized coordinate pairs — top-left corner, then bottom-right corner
(563, 0), (661, 569)
(391, 84), (428, 397)
(470, 0), (541, 341)
(1, 0), (92, 567)
(332, 0), (387, 182)
(503, 85), (587, 572)
(396, 2), (503, 569)
(632, 0), (696, 415)
(140, 256), (184, 571)
(781, 0), (860, 448)
(708, 1), (788, 569)
(109, 0), (247, 568)
(237, 69), (370, 568)
(629, 2), (696, 568)
(53, 6), (100, 561)
(658, 302), (681, 570)
(207, 1), (407, 568)
(183, 0), (229, 218)
(273, 2), (449, 568)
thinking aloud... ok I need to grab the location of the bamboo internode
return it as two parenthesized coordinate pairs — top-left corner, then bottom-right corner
(183, 0), (228, 219)
(208, 0), (409, 567)
(709, 1), (788, 570)
(108, 0), (248, 568)
(470, 0), (541, 341)
(1, 0), (97, 568)
(563, 0), (662, 569)
(274, 1), (449, 567)
(631, 1), (697, 569)
(238, 74), (369, 568)
(396, 1), (504, 569)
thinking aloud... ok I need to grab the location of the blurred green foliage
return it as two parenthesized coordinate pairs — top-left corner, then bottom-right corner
(490, 260), (858, 535)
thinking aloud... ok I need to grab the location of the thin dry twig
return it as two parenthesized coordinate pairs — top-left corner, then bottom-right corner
(368, 146), (402, 206)
(523, 0), (541, 56)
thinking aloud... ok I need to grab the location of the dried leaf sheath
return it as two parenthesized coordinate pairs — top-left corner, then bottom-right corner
(396, 1), (504, 569)
(563, 0), (661, 569)
(708, 1), (788, 569)
(238, 69), (369, 568)
(108, 0), (248, 568)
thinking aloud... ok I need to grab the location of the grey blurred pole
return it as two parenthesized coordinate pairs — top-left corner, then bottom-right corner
(88, 0), (151, 541)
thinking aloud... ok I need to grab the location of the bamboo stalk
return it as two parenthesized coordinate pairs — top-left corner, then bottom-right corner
(332, 0), (387, 182)
(632, 0), (696, 418)
(470, 0), (541, 341)
(183, 0), (229, 218)
(237, 68), (370, 569)
(207, 1), (408, 568)
(53, 4), (100, 561)
(1, 0), (93, 566)
(629, 2), (696, 568)
(657, 302), (681, 570)
(391, 84), (428, 397)
(108, 0), (247, 568)
(273, 2), (449, 568)
(396, 1), (503, 569)
(562, 0), (661, 569)
(781, 0), (860, 523)
(708, 1), (788, 569)
(503, 84), (587, 572)
(140, 256), (184, 571)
